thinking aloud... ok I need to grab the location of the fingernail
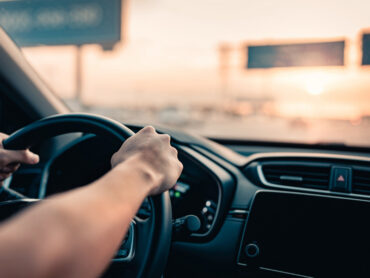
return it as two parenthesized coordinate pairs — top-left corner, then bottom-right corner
(32, 154), (40, 163)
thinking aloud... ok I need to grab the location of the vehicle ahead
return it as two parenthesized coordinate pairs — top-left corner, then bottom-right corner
(1, 0), (370, 277)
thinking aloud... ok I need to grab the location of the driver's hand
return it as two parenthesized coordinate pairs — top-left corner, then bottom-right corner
(0, 133), (39, 184)
(111, 126), (183, 195)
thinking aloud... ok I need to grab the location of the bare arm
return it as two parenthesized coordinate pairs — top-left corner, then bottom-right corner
(0, 127), (182, 278)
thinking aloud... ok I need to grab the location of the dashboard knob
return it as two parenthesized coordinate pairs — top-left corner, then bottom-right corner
(245, 243), (259, 258)
(184, 215), (201, 232)
(173, 214), (201, 235)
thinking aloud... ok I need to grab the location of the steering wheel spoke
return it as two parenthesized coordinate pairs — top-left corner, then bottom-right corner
(113, 221), (136, 263)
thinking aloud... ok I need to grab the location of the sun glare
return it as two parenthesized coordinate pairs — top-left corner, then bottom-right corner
(303, 72), (330, 95)
(305, 82), (324, 95)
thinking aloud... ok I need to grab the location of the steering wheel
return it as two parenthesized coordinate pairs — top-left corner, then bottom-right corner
(2, 113), (172, 278)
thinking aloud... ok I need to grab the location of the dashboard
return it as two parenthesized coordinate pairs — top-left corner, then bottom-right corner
(6, 130), (370, 278)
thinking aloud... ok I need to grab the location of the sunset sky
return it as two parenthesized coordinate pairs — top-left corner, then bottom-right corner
(20, 0), (370, 120)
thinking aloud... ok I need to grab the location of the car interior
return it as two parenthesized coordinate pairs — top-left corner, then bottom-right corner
(1, 1), (370, 277)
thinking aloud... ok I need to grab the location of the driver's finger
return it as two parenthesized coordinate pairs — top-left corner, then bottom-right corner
(0, 133), (9, 147)
(1, 163), (20, 173)
(140, 126), (157, 134)
(1, 149), (39, 166)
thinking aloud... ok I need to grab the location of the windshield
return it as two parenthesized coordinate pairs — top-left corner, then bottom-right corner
(1, 0), (370, 146)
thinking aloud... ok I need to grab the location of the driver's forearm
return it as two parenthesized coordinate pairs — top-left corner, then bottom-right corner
(0, 156), (154, 278)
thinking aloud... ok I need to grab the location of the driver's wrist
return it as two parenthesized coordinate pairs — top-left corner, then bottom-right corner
(113, 154), (163, 194)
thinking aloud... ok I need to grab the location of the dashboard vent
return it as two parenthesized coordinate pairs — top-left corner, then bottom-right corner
(352, 168), (370, 195)
(262, 164), (330, 190)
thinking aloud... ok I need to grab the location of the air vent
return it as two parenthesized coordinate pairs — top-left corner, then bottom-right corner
(262, 164), (330, 190)
(352, 168), (370, 195)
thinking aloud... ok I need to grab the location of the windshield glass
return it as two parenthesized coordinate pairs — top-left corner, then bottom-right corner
(1, 0), (370, 146)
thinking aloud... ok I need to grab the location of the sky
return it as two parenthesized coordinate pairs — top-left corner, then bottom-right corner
(20, 0), (370, 120)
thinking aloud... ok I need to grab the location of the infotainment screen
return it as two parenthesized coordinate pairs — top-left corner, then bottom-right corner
(238, 191), (370, 277)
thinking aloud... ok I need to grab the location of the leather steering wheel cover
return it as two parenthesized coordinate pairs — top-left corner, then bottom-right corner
(3, 113), (172, 278)
(3, 113), (134, 150)
(143, 192), (172, 278)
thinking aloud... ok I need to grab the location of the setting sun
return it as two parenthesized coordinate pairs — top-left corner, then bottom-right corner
(304, 76), (326, 95)
(301, 71), (338, 96)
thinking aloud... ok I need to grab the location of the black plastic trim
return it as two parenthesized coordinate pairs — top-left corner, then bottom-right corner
(211, 137), (370, 155)
(176, 146), (235, 242)
(243, 153), (370, 201)
(243, 152), (370, 166)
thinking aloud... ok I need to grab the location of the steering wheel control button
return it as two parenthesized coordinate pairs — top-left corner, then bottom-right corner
(330, 167), (351, 192)
(245, 243), (260, 258)
(117, 249), (129, 257)
(114, 221), (135, 262)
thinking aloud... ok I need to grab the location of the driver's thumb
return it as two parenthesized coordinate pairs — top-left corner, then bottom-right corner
(2, 149), (39, 165)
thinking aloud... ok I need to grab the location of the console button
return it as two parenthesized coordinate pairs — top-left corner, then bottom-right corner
(331, 167), (351, 192)
(245, 243), (259, 258)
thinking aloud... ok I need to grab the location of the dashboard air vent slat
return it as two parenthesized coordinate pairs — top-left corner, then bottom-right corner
(262, 164), (330, 190)
(352, 169), (370, 195)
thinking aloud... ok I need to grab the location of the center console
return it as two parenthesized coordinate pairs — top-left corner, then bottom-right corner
(238, 191), (370, 277)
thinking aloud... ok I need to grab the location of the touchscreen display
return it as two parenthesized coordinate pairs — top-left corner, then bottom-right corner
(238, 191), (370, 277)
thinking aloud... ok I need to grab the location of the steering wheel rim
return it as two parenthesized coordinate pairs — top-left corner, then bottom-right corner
(2, 113), (172, 278)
